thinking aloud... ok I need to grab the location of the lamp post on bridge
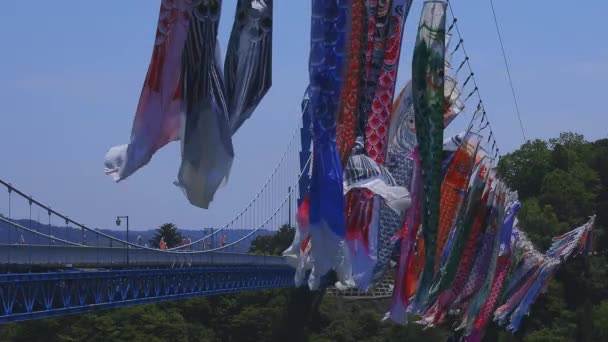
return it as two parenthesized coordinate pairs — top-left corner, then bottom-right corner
(116, 216), (129, 264)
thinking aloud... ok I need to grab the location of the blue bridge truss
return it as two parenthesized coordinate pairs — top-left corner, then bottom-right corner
(0, 265), (294, 323)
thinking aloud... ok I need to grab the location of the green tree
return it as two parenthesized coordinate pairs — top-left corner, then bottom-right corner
(516, 198), (567, 250)
(249, 224), (295, 255)
(590, 139), (608, 251)
(548, 133), (593, 170)
(498, 139), (552, 200)
(540, 164), (600, 226)
(149, 223), (183, 248)
(498, 132), (607, 341)
(592, 301), (608, 341)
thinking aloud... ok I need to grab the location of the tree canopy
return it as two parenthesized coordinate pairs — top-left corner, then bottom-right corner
(494, 133), (608, 341)
(149, 223), (183, 248)
(249, 224), (295, 255)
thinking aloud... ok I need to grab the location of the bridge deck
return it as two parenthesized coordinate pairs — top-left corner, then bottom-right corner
(0, 244), (288, 269)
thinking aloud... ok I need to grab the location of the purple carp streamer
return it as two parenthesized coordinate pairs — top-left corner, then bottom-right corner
(452, 180), (504, 322)
(466, 201), (521, 342)
(104, 0), (190, 182)
(410, 0), (447, 310)
(458, 183), (509, 331)
(224, 0), (273, 134)
(306, 0), (349, 290)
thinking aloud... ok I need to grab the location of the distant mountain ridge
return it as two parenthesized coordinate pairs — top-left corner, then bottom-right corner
(0, 215), (275, 253)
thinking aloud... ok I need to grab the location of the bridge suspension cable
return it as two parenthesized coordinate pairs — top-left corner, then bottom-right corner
(445, 1), (503, 162)
(0, 112), (308, 255)
(169, 122), (305, 251)
(0, 153), (308, 256)
(0, 216), (83, 247)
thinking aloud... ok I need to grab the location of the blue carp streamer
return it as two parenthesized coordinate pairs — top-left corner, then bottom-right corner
(306, 0), (349, 290)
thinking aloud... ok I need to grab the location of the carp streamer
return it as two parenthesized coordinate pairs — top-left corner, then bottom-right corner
(105, 0), (190, 183)
(106, 0), (273, 209)
(109, 3), (597, 339)
(411, 0), (447, 310)
(306, 0), (349, 290)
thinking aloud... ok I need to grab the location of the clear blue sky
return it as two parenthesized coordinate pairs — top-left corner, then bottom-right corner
(1, 1), (606, 231)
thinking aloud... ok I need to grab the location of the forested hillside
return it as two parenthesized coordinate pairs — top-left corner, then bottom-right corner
(490, 133), (608, 341)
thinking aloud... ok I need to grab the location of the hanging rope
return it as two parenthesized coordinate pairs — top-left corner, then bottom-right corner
(488, 0), (527, 142)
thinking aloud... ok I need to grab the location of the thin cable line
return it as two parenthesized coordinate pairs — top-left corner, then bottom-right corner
(447, 2), (501, 158)
(489, 0), (527, 142)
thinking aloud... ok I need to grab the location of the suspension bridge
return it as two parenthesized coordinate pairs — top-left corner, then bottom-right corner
(0, 0), (524, 329)
(0, 91), (314, 323)
(0, 8), (487, 324)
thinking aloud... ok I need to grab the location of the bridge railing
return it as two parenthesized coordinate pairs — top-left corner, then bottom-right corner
(0, 243), (288, 267)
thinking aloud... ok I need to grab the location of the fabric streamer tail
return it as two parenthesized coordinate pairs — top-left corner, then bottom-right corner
(433, 133), (479, 273)
(459, 184), (510, 332)
(421, 163), (491, 327)
(104, 0), (190, 182)
(465, 201), (520, 341)
(283, 87), (314, 280)
(426, 140), (484, 303)
(389, 147), (422, 324)
(177, 0), (273, 209)
(224, 0), (273, 134)
(450, 172), (499, 312)
(283, 194), (314, 286)
(497, 216), (595, 332)
(343, 146), (409, 288)
(177, 2), (234, 209)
